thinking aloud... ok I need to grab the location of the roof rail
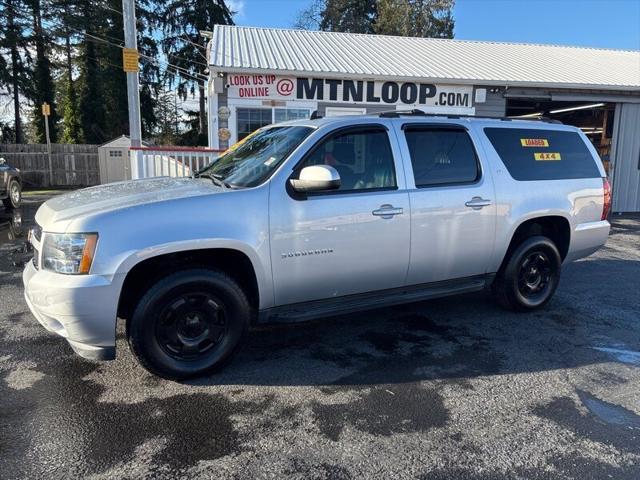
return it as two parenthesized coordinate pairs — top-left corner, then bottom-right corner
(377, 109), (563, 124)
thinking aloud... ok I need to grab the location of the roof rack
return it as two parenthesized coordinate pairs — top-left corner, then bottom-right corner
(377, 109), (562, 124)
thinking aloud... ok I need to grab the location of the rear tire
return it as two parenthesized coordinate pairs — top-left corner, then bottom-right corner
(127, 268), (250, 380)
(3, 180), (21, 209)
(493, 236), (561, 312)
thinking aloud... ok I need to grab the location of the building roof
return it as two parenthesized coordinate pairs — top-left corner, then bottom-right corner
(208, 25), (640, 91)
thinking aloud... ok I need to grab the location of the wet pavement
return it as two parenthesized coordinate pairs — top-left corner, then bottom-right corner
(1, 195), (639, 479)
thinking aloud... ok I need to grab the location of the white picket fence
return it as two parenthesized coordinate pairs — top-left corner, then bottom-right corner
(130, 147), (224, 179)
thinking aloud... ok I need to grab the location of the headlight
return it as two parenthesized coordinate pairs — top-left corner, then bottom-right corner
(42, 233), (98, 274)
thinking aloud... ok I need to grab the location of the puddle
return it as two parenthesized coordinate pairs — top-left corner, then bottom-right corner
(577, 390), (640, 429)
(593, 345), (640, 366)
(0, 209), (25, 244)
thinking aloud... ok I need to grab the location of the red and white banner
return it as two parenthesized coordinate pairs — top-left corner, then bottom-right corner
(226, 74), (474, 110)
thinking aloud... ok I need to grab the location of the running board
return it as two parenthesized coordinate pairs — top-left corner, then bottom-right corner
(258, 274), (493, 324)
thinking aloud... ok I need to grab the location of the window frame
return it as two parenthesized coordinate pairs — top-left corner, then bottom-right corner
(288, 123), (399, 199)
(402, 123), (483, 189)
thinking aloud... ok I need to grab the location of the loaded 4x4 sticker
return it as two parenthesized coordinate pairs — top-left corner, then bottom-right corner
(520, 138), (549, 147)
(534, 152), (561, 161)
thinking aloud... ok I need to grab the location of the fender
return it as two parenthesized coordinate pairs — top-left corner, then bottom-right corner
(113, 238), (274, 310)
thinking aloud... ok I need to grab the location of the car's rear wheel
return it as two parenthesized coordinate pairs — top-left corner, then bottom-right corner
(3, 180), (21, 209)
(127, 268), (250, 380)
(493, 236), (561, 311)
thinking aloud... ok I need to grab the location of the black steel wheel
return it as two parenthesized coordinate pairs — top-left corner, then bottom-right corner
(128, 269), (250, 380)
(3, 180), (21, 209)
(493, 236), (561, 311)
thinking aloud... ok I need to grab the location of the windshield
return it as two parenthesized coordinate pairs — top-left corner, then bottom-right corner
(198, 126), (314, 188)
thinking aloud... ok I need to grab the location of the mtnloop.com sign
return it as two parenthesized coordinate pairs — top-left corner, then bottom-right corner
(226, 74), (474, 110)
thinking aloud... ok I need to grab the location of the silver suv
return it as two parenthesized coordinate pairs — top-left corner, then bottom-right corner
(23, 113), (611, 379)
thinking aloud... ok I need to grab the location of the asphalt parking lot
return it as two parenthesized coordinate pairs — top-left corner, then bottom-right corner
(1, 194), (639, 480)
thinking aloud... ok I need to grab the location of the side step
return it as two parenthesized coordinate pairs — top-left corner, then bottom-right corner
(258, 274), (493, 324)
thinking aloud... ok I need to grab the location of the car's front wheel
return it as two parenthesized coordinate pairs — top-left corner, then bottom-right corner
(3, 179), (21, 209)
(493, 236), (562, 311)
(127, 268), (250, 380)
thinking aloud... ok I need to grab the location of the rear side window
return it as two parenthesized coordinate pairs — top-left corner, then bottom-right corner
(404, 127), (479, 187)
(484, 127), (601, 181)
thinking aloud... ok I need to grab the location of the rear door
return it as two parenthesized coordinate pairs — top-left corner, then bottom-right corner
(269, 124), (411, 306)
(397, 122), (497, 285)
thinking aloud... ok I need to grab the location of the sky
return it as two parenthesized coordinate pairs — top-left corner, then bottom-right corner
(228, 0), (640, 51)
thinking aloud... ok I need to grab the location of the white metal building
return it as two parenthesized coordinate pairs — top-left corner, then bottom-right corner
(206, 25), (640, 212)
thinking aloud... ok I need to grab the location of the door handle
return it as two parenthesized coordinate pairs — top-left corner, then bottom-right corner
(372, 204), (403, 218)
(465, 197), (492, 209)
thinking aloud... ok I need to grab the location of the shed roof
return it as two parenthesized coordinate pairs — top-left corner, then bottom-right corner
(208, 25), (640, 91)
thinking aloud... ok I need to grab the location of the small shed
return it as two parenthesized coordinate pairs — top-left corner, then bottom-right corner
(98, 135), (147, 184)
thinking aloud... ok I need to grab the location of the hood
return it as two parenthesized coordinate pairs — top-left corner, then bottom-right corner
(36, 177), (223, 229)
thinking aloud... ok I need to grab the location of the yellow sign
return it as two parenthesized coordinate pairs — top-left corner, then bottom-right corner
(521, 138), (549, 147)
(122, 48), (139, 72)
(41, 103), (50, 116)
(534, 152), (561, 161)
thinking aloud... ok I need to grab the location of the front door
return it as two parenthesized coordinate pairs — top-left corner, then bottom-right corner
(398, 123), (497, 285)
(270, 125), (410, 306)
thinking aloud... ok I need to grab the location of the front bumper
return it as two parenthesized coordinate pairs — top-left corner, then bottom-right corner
(22, 260), (120, 361)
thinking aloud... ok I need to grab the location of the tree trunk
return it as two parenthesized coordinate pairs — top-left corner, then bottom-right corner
(7, 7), (22, 144)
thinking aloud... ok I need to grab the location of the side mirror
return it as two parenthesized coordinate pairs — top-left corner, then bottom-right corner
(290, 165), (341, 193)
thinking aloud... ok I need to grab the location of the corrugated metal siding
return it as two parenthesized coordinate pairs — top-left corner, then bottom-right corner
(611, 103), (640, 212)
(210, 25), (640, 90)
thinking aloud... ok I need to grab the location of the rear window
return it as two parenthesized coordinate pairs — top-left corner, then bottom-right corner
(484, 127), (601, 181)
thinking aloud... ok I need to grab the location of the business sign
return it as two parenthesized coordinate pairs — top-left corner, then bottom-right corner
(226, 74), (473, 109)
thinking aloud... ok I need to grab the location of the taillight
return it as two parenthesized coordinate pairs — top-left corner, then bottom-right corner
(602, 177), (612, 220)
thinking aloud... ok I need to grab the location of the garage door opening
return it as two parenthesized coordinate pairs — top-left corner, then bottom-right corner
(507, 100), (615, 175)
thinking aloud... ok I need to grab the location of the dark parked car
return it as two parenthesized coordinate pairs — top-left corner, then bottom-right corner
(0, 157), (22, 209)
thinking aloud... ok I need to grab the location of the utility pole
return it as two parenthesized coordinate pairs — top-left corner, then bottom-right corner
(42, 103), (53, 186)
(122, 0), (142, 148)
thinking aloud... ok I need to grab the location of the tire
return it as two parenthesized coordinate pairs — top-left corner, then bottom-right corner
(3, 180), (21, 209)
(493, 235), (562, 312)
(127, 268), (250, 380)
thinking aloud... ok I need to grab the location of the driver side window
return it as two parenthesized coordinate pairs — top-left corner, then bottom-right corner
(299, 127), (397, 192)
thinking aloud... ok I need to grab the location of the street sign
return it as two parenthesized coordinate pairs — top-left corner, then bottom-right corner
(41, 103), (50, 116)
(122, 48), (139, 72)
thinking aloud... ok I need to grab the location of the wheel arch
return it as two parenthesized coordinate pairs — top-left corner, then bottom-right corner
(499, 215), (571, 272)
(116, 245), (265, 324)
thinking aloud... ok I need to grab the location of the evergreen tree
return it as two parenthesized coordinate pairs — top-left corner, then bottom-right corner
(137, 0), (163, 138)
(375, 0), (454, 38)
(30, 0), (60, 142)
(296, 0), (455, 38)
(161, 0), (233, 144)
(320, 0), (377, 34)
(101, 0), (129, 140)
(50, 0), (83, 143)
(0, 0), (32, 143)
(76, 0), (107, 143)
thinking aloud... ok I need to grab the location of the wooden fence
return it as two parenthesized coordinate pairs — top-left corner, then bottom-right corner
(0, 143), (100, 187)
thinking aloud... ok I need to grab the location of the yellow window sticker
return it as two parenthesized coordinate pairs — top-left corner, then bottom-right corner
(521, 138), (549, 147)
(534, 152), (561, 161)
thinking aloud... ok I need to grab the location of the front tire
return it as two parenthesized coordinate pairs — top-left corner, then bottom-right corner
(3, 180), (21, 209)
(493, 236), (561, 312)
(127, 269), (250, 380)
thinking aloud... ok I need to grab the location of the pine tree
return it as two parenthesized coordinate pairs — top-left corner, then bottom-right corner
(101, 0), (129, 140)
(161, 0), (233, 144)
(30, 0), (60, 143)
(50, 0), (83, 143)
(76, 0), (107, 143)
(0, 0), (32, 143)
